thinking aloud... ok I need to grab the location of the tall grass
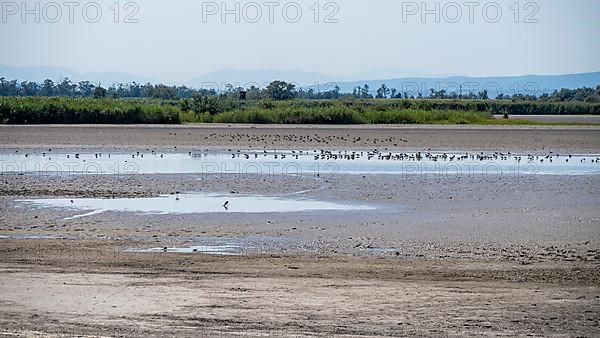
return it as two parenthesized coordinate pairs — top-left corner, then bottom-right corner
(0, 97), (181, 124)
(212, 104), (363, 124)
(210, 107), (489, 124)
(344, 99), (600, 115)
(2, 96), (597, 125)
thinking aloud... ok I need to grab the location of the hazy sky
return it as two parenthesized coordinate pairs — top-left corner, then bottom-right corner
(1, 0), (599, 82)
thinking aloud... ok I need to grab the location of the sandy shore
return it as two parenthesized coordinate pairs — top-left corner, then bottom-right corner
(1, 125), (599, 337)
(2, 124), (600, 153)
(1, 241), (599, 337)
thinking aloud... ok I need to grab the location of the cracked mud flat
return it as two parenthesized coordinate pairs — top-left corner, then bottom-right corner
(1, 125), (600, 337)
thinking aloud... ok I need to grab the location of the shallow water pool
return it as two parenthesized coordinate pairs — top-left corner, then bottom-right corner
(2, 150), (600, 176)
(16, 193), (375, 219)
(125, 244), (242, 255)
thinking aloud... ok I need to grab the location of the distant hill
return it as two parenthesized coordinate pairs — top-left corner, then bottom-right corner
(0, 65), (155, 85)
(324, 73), (600, 98)
(187, 70), (600, 97)
(1, 65), (599, 97)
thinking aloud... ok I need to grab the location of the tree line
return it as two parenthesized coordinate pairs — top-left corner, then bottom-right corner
(0, 78), (213, 99)
(0, 78), (342, 100)
(1, 77), (598, 103)
(365, 84), (600, 103)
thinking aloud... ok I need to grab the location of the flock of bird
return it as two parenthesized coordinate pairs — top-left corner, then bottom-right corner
(222, 149), (600, 164)
(6, 130), (599, 165)
(11, 147), (600, 164)
(15, 148), (166, 161)
(196, 132), (410, 147)
(8, 145), (599, 211)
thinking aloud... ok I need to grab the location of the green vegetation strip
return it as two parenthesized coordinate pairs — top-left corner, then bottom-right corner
(1, 97), (599, 125)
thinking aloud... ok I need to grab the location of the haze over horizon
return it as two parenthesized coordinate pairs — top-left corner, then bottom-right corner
(2, 0), (599, 84)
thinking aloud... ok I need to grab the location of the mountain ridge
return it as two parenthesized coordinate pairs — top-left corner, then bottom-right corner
(1, 65), (599, 97)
